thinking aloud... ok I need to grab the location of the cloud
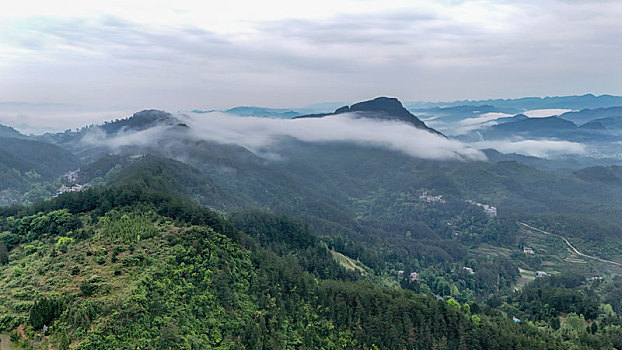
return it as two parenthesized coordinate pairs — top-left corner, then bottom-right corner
(448, 112), (512, 135)
(458, 112), (513, 126)
(423, 112), (513, 136)
(81, 112), (487, 161)
(1, 0), (622, 113)
(80, 124), (172, 150)
(0, 102), (135, 133)
(469, 139), (587, 158)
(522, 109), (573, 118)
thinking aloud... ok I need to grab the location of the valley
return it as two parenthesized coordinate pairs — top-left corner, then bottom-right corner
(3, 0), (622, 346)
(2, 96), (622, 348)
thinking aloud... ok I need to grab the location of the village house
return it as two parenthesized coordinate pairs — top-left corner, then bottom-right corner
(419, 191), (446, 203)
(466, 200), (498, 217)
(409, 272), (419, 281)
(56, 184), (86, 196)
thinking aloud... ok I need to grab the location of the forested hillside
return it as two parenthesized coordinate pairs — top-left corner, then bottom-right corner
(1, 166), (603, 349)
(1, 159), (622, 348)
(0, 136), (80, 206)
(3, 103), (622, 348)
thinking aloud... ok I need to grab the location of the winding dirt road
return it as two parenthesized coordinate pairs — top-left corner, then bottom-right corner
(518, 222), (622, 267)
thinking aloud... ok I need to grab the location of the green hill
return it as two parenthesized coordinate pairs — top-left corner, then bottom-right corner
(3, 103), (622, 348)
(0, 136), (80, 206)
(0, 165), (588, 349)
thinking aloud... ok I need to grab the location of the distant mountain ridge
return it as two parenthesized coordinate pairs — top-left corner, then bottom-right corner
(559, 107), (622, 126)
(0, 124), (26, 139)
(192, 107), (301, 119)
(493, 113), (530, 124)
(491, 116), (577, 133)
(579, 120), (607, 130)
(589, 117), (622, 130)
(224, 106), (300, 118)
(406, 94), (622, 110)
(574, 165), (622, 185)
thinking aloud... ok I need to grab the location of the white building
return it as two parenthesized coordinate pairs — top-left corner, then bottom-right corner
(409, 272), (419, 281)
(419, 191), (446, 203)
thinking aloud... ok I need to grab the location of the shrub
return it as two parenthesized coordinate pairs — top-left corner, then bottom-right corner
(80, 276), (102, 297)
(55, 237), (74, 253)
(23, 245), (36, 255)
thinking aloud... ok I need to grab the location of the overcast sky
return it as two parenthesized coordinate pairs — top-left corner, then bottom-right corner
(1, 0), (621, 130)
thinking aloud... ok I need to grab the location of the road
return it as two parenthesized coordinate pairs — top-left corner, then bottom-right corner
(518, 222), (622, 267)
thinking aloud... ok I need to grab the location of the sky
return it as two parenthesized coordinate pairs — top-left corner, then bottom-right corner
(1, 0), (622, 130)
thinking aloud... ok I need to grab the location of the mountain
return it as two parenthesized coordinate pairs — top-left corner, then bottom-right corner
(4, 104), (622, 347)
(475, 116), (581, 140)
(3, 157), (622, 348)
(0, 160), (588, 349)
(192, 106), (301, 118)
(411, 105), (516, 124)
(0, 136), (79, 206)
(404, 97), (622, 159)
(295, 97), (442, 134)
(38, 109), (180, 145)
(559, 106), (622, 125)
(98, 109), (181, 134)
(578, 120), (607, 130)
(35, 110), (187, 162)
(406, 94), (622, 111)
(461, 112), (622, 153)
(458, 116), (584, 143)
(574, 165), (622, 185)
(491, 116), (577, 132)
(481, 148), (559, 169)
(0, 124), (26, 139)
(493, 113), (529, 124)
(591, 116), (622, 130)
(0, 137), (79, 189)
(223, 106), (300, 118)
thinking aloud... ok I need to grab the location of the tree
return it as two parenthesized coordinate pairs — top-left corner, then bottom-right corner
(564, 313), (585, 332)
(589, 322), (598, 334)
(550, 317), (561, 330)
(29, 296), (65, 330)
(447, 298), (461, 310)
(0, 242), (8, 265)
